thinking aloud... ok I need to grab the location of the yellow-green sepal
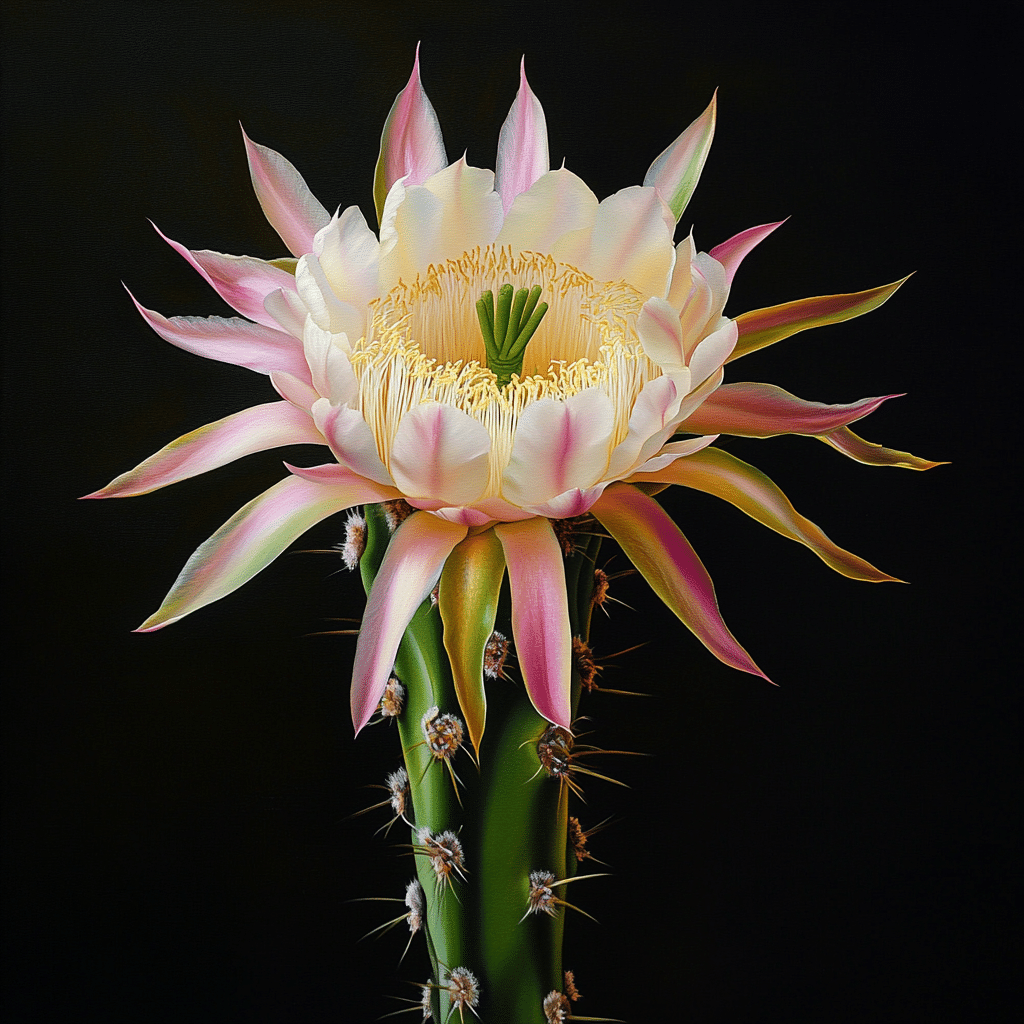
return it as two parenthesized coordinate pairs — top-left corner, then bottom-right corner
(438, 528), (507, 758)
(730, 275), (912, 362)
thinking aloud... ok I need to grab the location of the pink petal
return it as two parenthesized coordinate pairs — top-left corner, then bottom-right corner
(389, 402), (492, 507)
(493, 519), (572, 728)
(591, 483), (768, 681)
(708, 220), (786, 288)
(136, 474), (381, 632)
(83, 402), (325, 499)
(819, 427), (947, 470)
(629, 446), (901, 582)
(495, 57), (550, 214)
(372, 42), (447, 224)
(126, 288), (311, 381)
(270, 370), (320, 411)
(351, 513), (468, 733)
(152, 222), (298, 329)
(283, 461), (402, 493)
(679, 382), (900, 437)
(642, 90), (716, 221)
(241, 125), (330, 258)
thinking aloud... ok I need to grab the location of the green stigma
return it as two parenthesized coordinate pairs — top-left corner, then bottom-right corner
(475, 283), (549, 388)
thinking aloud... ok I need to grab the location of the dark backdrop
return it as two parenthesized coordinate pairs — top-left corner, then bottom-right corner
(3, 2), (1016, 1022)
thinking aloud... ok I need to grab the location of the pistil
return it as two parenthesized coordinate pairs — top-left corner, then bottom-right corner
(476, 283), (549, 387)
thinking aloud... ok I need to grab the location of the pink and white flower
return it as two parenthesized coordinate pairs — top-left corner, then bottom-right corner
(86, 48), (938, 736)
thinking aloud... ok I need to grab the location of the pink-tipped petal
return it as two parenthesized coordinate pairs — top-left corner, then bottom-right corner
(502, 389), (615, 507)
(152, 223), (299, 329)
(709, 220), (786, 288)
(638, 296), (687, 371)
(643, 90), (717, 221)
(283, 461), (401, 494)
(136, 474), (379, 632)
(679, 382), (899, 437)
(241, 126), (330, 258)
(84, 402), (325, 499)
(494, 519), (573, 728)
(730, 275), (912, 362)
(351, 514), (468, 733)
(390, 402), (492, 507)
(270, 370), (320, 411)
(372, 43), (447, 224)
(629, 447), (900, 582)
(495, 57), (550, 214)
(591, 483), (768, 681)
(819, 427), (948, 470)
(315, 402), (394, 486)
(126, 288), (310, 381)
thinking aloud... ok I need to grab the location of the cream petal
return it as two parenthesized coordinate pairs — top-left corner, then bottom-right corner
(502, 389), (615, 506)
(666, 234), (697, 309)
(638, 296), (686, 371)
(578, 185), (676, 297)
(389, 402), (492, 507)
(605, 372), (690, 480)
(301, 318), (358, 405)
(494, 167), (599, 256)
(687, 319), (738, 387)
(295, 253), (365, 340)
(313, 205), (380, 311)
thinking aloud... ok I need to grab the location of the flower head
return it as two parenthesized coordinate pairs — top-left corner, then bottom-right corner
(87, 49), (939, 738)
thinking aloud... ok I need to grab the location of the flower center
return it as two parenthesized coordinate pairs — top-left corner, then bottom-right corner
(348, 245), (663, 493)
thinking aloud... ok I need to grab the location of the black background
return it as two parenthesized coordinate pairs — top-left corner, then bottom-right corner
(3, 2), (1017, 1021)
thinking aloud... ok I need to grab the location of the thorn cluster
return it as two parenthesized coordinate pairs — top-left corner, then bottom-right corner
(422, 707), (465, 762)
(482, 629), (510, 679)
(444, 967), (481, 1020)
(380, 676), (406, 718)
(386, 767), (411, 822)
(563, 970), (581, 1002)
(526, 869), (559, 917)
(550, 514), (594, 557)
(572, 637), (599, 692)
(383, 498), (415, 532)
(336, 510), (366, 570)
(416, 828), (467, 893)
(543, 990), (571, 1023)
(404, 878), (424, 934)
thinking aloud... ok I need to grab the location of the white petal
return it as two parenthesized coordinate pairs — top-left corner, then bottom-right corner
(687, 319), (738, 388)
(638, 296), (686, 371)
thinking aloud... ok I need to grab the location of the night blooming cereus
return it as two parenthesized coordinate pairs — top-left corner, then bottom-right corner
(88, 48), (939, 1020)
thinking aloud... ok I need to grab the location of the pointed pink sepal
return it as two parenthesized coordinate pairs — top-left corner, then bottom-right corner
(241, 125), (330, 258)
(495, 57), (550, 214)
(709, 220), (787, 288)
(678, 382), (901, 437)
(493, 519), (573, 728)
(730, 276), (912, 363)
(351, 514), (469, 734)
(151, 222), (299, 329)
(591, 483), (769, 682)
(819, 427), (948, 470)
(372, 43), (447, 225)
(83, 401), (325, 499)
(135, 474), (381, 633)
(125, 288), (311, 382)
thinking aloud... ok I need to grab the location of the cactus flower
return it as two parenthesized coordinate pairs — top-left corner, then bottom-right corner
(86, 47), (937, 744)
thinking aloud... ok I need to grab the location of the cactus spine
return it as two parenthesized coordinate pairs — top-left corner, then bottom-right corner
(358, 503), (604, 1022)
